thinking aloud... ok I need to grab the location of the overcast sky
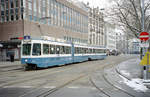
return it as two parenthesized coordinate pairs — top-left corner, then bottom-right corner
(78, 0), (114, 8)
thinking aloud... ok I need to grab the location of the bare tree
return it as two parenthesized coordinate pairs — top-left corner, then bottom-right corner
(108, 0), (150, 38)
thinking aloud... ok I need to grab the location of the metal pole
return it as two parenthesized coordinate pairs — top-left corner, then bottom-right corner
(141, 0), (147, 80)
(141, 0), (145, 31)
(140, 0), (145, 60)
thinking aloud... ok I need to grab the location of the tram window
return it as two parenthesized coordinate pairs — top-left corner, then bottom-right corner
(90, 49), (92, 53)
(98, 49), (105, 53)
(86, 48), (88, 53)
(43, 44), (49, 54)
(56, 45), (60, 54)
(93, 49), (95, 53)
(97, 49), (99, 53)
(75, 47), (77, 54)
(104, 50), (106, 53)
(95, 49), (98, 53)
(99, 49), (102, 53)
(81, 48), (84, 54)
(66, 46), (71, 54)
(75, 47), (78, 54)
(77, 47), (80, 54)
(32, 43), (41, 56)
(60, 46), (65, 54)
(87, 49), (90, 54)
(22, 44), (31, 55)
(78, 47), (82, 54)
(50, 45), (55, 54)
(83, 48), (87, 54)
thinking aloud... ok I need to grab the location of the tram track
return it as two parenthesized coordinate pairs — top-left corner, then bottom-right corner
(89, 59), (137, 97)
(17, 61), (111, 97)
(17, 74), (86, 97)
(0, 56), (137, 97)
(36, 74), (86, 97)
(0, 58), (106, 88)
(18, 63), (111, 97)
(0, 60), (98, 88)
(22, 57), (134, 97)
(0, 65), (77, 88)
(0, 67), (23, 74)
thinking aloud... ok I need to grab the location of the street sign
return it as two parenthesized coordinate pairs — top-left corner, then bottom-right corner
(139, 32), (149, 41)
(24, 36), (31, 40)
(140, 51), (150, 65)
(140, 42), (149, 48)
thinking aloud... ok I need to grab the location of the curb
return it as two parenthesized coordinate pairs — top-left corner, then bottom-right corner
(115, 62), (150, 89)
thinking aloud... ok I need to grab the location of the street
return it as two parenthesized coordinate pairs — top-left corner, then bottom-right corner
(1, 55), (148, 97)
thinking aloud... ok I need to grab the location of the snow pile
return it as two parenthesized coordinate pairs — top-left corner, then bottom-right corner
(120, 70), (130, 76)
(120, 76), (148, 92)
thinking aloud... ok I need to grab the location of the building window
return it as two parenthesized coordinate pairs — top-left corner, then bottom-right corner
(15, 0), (19, 7)
(21, 7), (24, 19)
(28, 1), (32, 10)
(16, 14), (19, 20)
(1, 0), (4, 2)
(10, 0), (14, 8)
(21, 0), (24, 7)
(11, 15), (14, 21)
(6, 2), (9, 9)
(6, 16), (9, 21)
(1, 16), (5, 22)
(1, 11), (4, 15)
(1, 3), (5, 11)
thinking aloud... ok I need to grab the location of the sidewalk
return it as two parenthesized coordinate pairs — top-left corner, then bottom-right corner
(116, 58), (150, 82)
(0, 61), (21, 68)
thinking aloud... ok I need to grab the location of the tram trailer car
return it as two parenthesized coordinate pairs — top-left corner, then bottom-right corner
(21, 39), (107, 70)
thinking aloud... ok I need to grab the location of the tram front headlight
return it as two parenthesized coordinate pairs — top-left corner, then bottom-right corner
(25, 59), (28, 62)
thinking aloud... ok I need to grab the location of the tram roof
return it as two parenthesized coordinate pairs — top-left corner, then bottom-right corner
(23, 39), (106, 49)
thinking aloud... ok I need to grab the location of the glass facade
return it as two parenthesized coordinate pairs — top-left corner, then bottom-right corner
(0, 0), (24, 22)
(0, 0), (88, 43)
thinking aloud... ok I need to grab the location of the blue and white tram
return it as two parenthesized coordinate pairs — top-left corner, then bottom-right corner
(21, 39), (107, 70)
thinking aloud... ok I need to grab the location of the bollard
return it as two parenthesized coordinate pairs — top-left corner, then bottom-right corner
(143, 66), (147, 80)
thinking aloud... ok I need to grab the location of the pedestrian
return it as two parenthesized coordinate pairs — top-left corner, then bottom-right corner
(10, 52), (15, 62)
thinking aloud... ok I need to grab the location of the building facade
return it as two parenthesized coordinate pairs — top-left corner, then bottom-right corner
(116, 29), (127, 53)
(128, 38), (140, 54)
(88, 7), (105, 47)
(105, 22), (116, 51)
(0, 0), (89, 60)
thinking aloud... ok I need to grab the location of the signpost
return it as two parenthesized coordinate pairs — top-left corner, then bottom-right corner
(139, 32), (149, 81)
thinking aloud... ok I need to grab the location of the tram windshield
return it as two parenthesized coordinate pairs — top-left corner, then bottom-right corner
(22, 44), (31, 56)
(32, 43), (41, 56)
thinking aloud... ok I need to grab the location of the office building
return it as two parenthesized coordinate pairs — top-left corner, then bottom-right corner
(0, 0), (88, 60)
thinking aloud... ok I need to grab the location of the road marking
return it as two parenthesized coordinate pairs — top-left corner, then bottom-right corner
(43, 86), (56, 89)
(68, 86), (79, 89)
(3, 85), (32, 88)
(68, 86), (96, 90)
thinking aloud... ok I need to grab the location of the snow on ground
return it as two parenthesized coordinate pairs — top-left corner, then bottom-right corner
(120, 75), (148, 92)
(120, 70), (130, 76)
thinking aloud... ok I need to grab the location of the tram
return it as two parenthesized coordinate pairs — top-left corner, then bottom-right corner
(21, 36), (107, 70)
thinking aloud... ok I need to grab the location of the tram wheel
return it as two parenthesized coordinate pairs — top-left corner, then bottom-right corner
(32, 64), (37, 70)
(24, 66), (29, 71)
